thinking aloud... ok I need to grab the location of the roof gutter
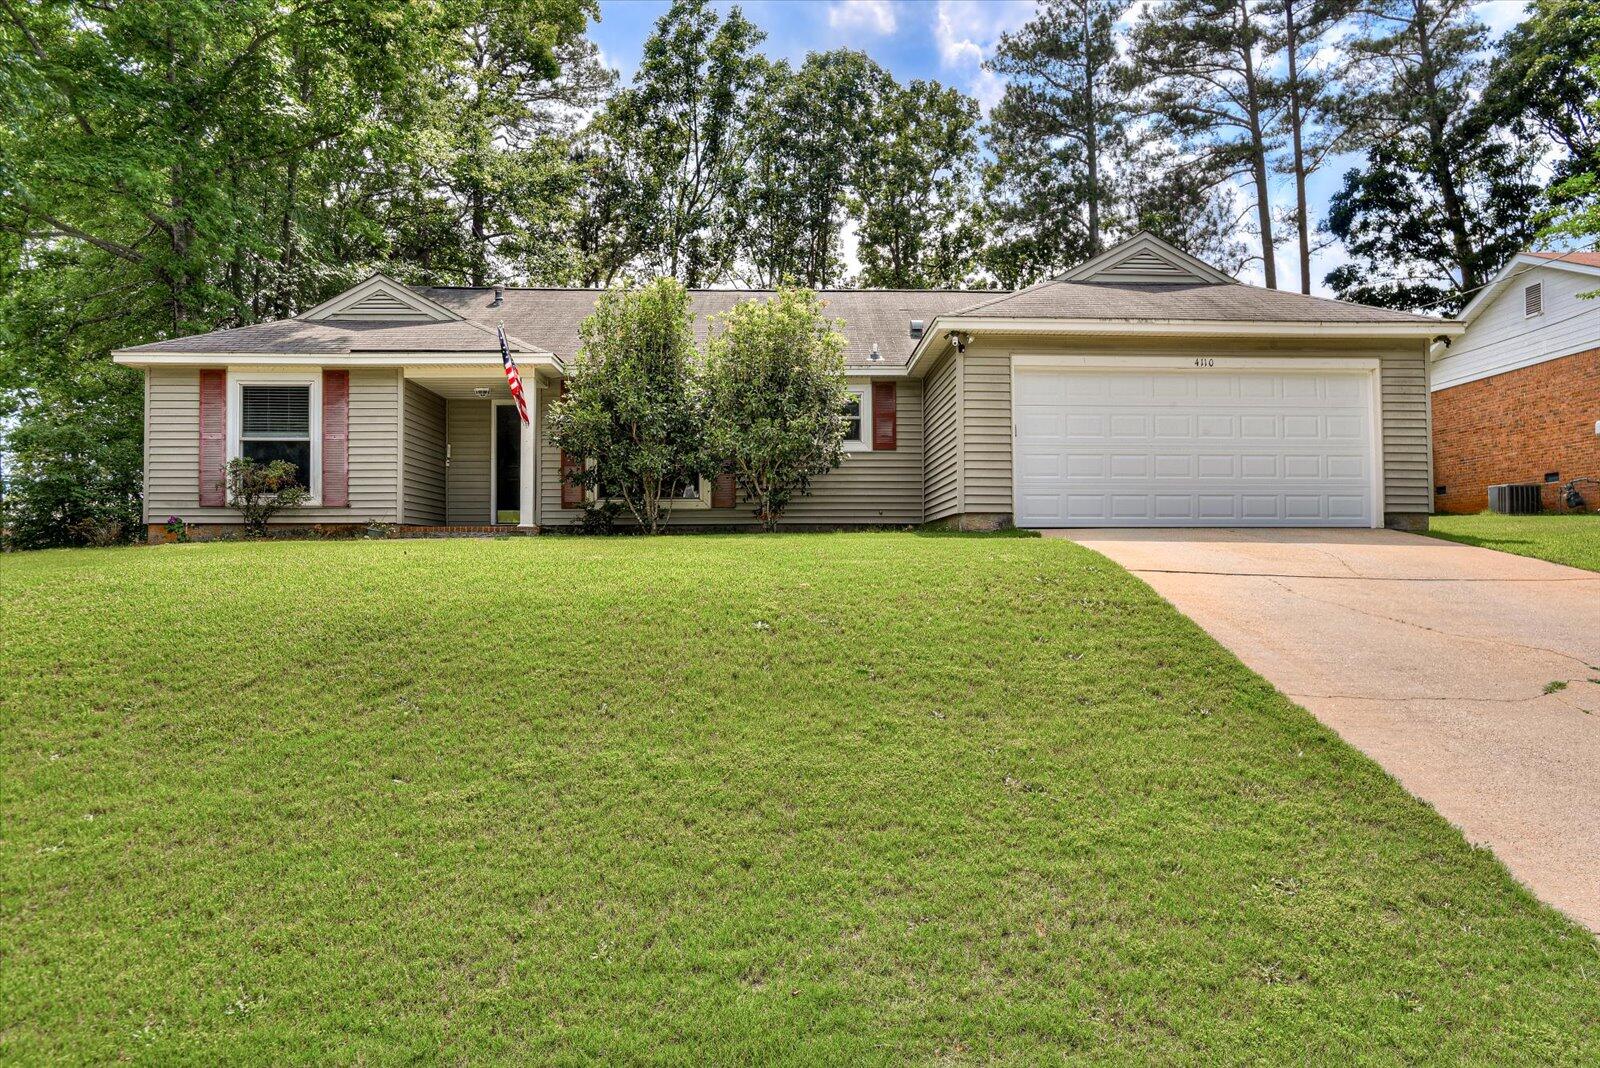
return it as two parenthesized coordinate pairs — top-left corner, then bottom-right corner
(901, 315), (1467, 377)
(111, 350), (563, 370)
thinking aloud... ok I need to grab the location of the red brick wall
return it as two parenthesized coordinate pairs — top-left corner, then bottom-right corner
(1432, 347), (1600, 514)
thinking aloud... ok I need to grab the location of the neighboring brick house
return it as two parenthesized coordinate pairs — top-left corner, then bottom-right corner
(1432, 251), (1600, 514)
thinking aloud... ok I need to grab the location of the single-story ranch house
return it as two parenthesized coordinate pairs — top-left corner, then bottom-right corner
(1432, 250), (1600, 514)
(113, 234), (1463, 538)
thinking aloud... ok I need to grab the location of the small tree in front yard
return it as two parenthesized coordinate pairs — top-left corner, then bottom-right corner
(546, 278), (708, 534)
(226, 457), (309, 537)
(703, 288), (851, 530)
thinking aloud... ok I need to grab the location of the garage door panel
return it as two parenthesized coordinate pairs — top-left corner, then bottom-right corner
(1326, 415), (1364, 439)
(1153, 454), (1192, 478)
(1014, 367), (1375, 528)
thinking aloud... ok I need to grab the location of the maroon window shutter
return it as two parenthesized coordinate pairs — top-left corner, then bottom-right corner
(711, 467), (736, 509)
(872, 381), (897, 451)
(558, 381), (585, 508)
(198, 369), (227, 506)
(321, 370), (350, 508)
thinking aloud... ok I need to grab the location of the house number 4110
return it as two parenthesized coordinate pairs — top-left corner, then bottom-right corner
(1193, 358), (1216, 367)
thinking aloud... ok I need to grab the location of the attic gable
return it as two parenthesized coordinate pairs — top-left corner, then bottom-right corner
(300, 274), (461, 323)
(1057, 232), (1238, 286)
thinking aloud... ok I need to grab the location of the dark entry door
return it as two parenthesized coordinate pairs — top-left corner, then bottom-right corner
(494, 404), (520, 524)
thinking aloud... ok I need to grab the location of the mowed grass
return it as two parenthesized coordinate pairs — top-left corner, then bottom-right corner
(1428, 512), (1600, 572)
(3, 534), (1597, 1064)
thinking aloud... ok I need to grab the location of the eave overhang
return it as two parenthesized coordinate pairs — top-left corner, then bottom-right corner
(111, 350), (565, 372)
(901, 315), (1466, 377)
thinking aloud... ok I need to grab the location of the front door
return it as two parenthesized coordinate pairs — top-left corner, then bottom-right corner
(494, 403), (520, 524)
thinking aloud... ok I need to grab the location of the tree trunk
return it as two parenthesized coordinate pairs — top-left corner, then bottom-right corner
(1283, 0), (1312, 294)
(1083, 1), (1101, 254)
(471, 185), (486, 288)
(1239, 0), (1277, 289)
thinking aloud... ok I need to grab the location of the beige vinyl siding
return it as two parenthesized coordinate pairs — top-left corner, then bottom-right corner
(143, 366), (400, 524)
(402, 381), (446, 524)
(537, 380), (925, 527)
(445, 398), (491, 524)
(923, 351), (960, 521)
(1379, 342), (1432, 515)
(935, 335), (1436, 524)
(960, 346), (1013, 514)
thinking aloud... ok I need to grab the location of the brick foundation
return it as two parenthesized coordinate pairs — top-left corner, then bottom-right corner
(1433, 347), (1600, 514)
(146, 523), (538, 543)
(922, 512), (1015, 533)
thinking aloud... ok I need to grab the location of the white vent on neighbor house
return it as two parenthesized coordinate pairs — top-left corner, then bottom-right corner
(1525, 282), (1543, 317)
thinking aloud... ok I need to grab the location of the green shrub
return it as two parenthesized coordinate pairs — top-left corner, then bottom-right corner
(703, 288), (850, 530)
(225, 458), (309, 537)
(547, 278), (708, 534)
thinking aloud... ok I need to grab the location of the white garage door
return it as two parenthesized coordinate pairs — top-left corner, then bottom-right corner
(1014, 364), (1376, 528)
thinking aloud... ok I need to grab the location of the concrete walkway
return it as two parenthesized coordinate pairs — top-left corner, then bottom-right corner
(1051, 527), (1600, 932)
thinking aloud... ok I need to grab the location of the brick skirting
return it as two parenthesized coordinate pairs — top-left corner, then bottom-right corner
(1433, 347), (1600, 514)
(146, 523), (538, 543)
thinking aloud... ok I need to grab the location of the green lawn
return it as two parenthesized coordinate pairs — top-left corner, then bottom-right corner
(1428, 512), (1600, 572)
(4, 534), (1597, 1063)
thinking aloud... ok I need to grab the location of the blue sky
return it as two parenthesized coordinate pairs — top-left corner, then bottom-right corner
(591, 0), (1533, 293)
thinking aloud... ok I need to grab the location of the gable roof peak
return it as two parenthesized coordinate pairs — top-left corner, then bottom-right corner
(1055, 232), (1239, 287)
(300, 273), (462, 323)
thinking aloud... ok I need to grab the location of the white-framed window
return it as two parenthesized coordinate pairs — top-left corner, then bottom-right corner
(228, 372), (321, 503)
(842, 384), (870, 452)
(1524, 282), (1543, 318)
(588, 463), (712, 509)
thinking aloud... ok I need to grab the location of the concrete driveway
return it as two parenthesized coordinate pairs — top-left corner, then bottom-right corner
(1051, 527), (1600, 932)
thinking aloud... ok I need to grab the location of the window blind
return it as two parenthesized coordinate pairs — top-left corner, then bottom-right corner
(241, 385), (311, 436)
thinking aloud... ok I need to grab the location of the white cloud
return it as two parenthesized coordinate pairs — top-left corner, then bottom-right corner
(931, 0), (1037, 114)
(1474, 0), (1529, 38)
(827, 0), (897, 35)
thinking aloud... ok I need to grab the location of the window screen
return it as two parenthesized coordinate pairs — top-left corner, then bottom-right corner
(842, 392), (863, 443)
(240, 384), (313, 489)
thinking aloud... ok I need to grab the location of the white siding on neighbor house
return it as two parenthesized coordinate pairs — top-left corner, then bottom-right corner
(143, 366), (401, 524)
(1435, 264), (1600, 390)
(923, 352), (960, 521)
(942, 336), (1435, 523)
(402, 381), (446, 523)
(537, 380), (925, 527)
(444, 398), (491, 524)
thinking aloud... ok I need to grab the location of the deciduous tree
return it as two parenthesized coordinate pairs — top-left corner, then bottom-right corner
(702, 289), (850, 530)
(546, 279), (707, 534)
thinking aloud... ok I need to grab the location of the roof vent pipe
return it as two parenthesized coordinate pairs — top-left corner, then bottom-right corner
(492, 284), (504, 307)
(909, 319), (924, 339)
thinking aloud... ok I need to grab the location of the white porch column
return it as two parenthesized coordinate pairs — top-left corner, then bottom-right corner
(519, 376), (536, 528)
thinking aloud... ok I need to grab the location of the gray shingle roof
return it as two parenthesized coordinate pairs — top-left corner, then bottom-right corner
(418, 286), (992, 368)
(951, 281), (1443, 323)
(118, 276), (1442, 363)
(115, 317), (540, 356)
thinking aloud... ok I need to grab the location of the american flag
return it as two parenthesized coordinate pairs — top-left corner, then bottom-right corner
(497, 325), (529, 424)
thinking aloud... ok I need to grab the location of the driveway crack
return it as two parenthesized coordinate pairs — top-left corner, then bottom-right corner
(1285, 690), (1585, 706)
(1262, 576), (1599, 673)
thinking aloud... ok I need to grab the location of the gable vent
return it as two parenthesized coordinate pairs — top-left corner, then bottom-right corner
(329, 291), (437, 321)
(1093, 248), (1204, 282)
(1524, 282), (1543, 317)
